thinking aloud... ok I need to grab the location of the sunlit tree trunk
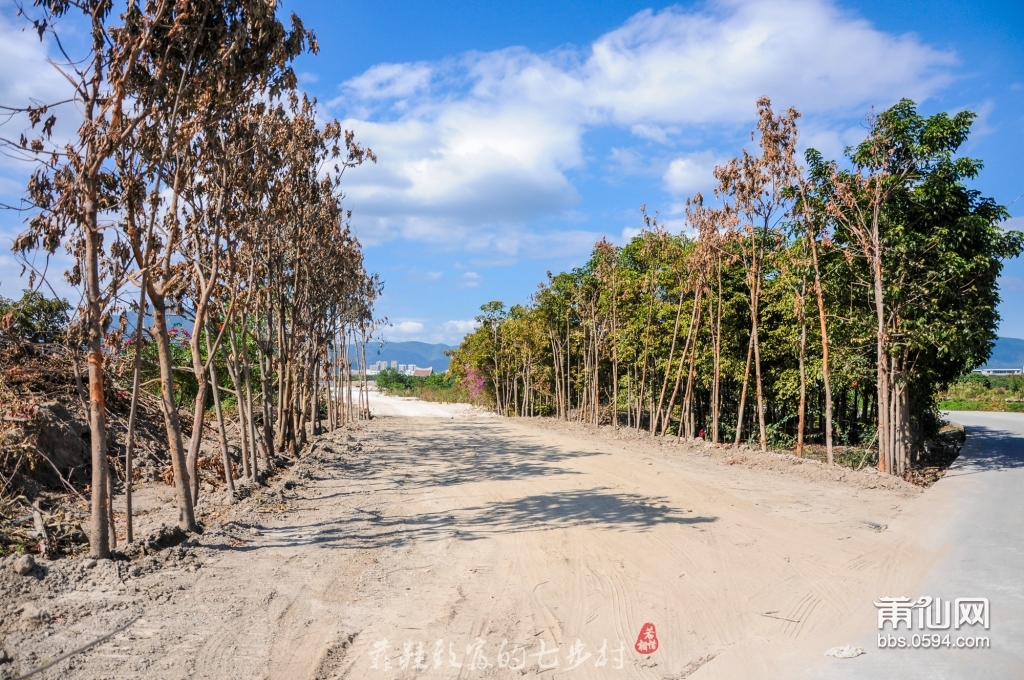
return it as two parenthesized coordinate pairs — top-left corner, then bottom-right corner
(224, 330), (251, 481)
(796, 278), (808, 457)
(750, 245), (768, 453)
(808, 227), (834, 465)
(84, 208), (111, 557)
(711, 255), (723, 444)
(150, 300), (198, 531)
(653, 283), (688, 437)
(734, 333), (754, 446)
(207, 323), (234, 494)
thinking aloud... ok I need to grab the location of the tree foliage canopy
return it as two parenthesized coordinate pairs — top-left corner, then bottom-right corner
(449, 99), (1022, 477)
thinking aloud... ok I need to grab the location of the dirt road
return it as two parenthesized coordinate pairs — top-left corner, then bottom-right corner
(3, 397), (942, 679)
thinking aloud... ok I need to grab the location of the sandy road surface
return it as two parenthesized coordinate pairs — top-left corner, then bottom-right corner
(3, 397), (943, 679)
(364, 387), (498, 418)
(808, 411), (1024, 679)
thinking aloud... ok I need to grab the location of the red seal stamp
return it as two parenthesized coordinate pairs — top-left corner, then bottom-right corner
(635, 622), (659, 654)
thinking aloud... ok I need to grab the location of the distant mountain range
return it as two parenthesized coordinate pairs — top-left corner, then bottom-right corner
(354, 338), (1024, 374)
(359, 341), (455, 372)
(985, 336), (1024, 369)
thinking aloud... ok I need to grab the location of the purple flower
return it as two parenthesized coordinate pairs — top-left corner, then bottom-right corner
(461, 366), (488, 402)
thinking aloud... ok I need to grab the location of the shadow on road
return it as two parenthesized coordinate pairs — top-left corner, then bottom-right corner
(218, 488), (714, 552)
(944, 424), (1024, 477)
(307, 421), (600, 492)
(210, 420), (715, 552)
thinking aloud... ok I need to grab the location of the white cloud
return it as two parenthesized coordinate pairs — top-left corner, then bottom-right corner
(797, 122), (870, 163)
(630, 123), (678, 143)
(392, 320), (425, 334)
(0, 175), (26, 197)
(341, 94), (582, 250)
(343, 62), (433, 101)
(582, 1), (952, 125)
(335, 0), (954, 256)
(441, 318), (479, 342)
(378, 318), (479, 344)
(0, 13), (69, 105)
(491, 229), (604, 259)
(461, 271), (481, 288)
(620, 226), (642, 243)
(662, 152), (724, 196)
(443, 319), (478, 333)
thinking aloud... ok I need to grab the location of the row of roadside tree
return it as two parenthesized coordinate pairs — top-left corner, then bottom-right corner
(449, 98), (1023, 478)
(2, 1), (380, 558)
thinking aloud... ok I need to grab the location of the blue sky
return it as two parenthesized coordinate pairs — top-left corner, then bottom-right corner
(1, 0), (1022, 343)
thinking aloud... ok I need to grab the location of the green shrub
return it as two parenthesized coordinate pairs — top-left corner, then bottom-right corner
(423, 372), (455, 389)
(376, 367), (411, 391)
(0, 290), (70, 344)
(958, 372), (991, 389)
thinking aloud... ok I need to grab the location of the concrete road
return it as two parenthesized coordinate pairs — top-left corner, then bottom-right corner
(807, 411), (1024, 679)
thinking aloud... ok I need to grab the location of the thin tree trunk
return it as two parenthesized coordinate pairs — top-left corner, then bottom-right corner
(254, 321), (272, 469)
(747, 225), (768, 453)
(711, 256), (723, 444)
(345, 334), (355, 423)
(123, 283), (148, 544)
(751, 299), (768, 453)
(185, 368), (208, 505)
(224, 333), (251, 481)
(84, 205), (111, 557)
(626, 366), (633, 428)
(796, 280), (808, 457)
(150, 303), (198, 531)
(611, 272), (619, 430)
(872, 219), (890, 474)
(663, 287), (702, 436)
(807, 226), (834, 465)
(734, 332), (755, 446)
(566, 312), (571, 421)
(364, 340), (371, 419)
(207, 324), (234, 494)
(679, 295), (705, 439)
(637, 279), (657, 432)
(106, 469), (116, 549)
(653, 282), (688, 437)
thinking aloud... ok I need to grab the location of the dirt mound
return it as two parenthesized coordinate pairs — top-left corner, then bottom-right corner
(3, 402), (90, 490)
(121, 524), (189, 559)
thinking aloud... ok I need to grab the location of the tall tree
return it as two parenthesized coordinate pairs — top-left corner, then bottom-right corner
(821, 100), (1023, 474)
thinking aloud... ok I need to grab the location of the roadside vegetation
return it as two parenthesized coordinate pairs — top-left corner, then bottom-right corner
(449, 99), (1023, 481)
(1, 1), (382, 560)
(374, 367), (471, 404)
(939, 373), (1024, 413)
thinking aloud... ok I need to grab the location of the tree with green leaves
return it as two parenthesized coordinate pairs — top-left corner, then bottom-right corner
(820, 99), (1023, 474)
(450, 98), (1021, 478)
